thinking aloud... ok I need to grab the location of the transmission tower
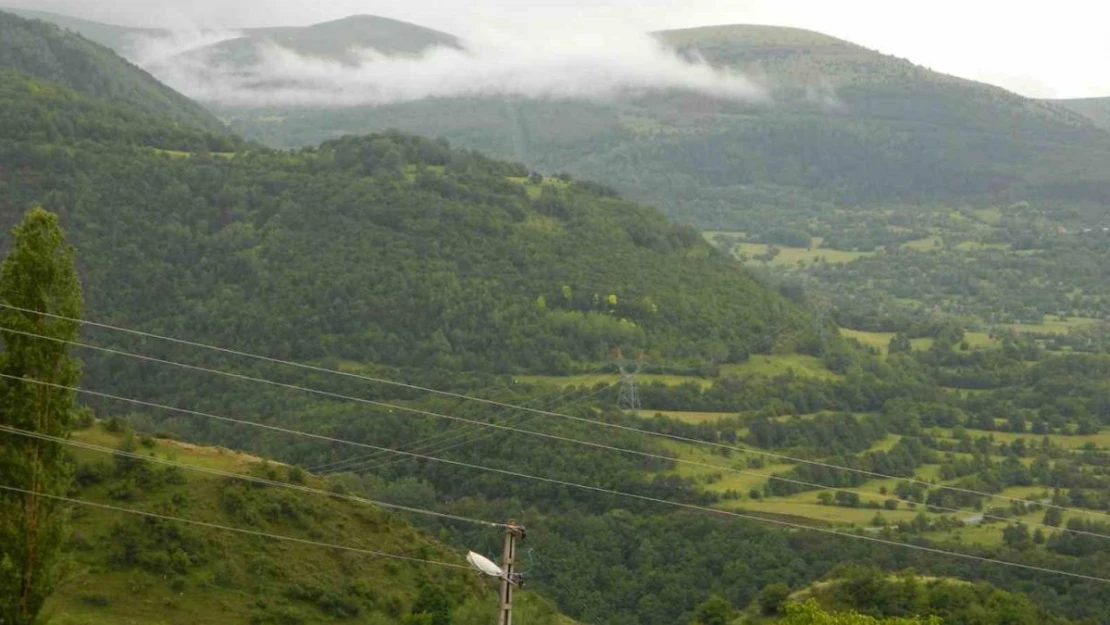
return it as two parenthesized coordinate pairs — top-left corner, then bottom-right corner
(811, 294), (830, 355)
(615, 349), (643, 412)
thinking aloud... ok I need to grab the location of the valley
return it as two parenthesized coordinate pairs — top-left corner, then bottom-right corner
(1, 6), (1110, 625)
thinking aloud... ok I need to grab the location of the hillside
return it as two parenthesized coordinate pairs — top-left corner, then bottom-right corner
(210, 23), (1110, 231)
(170, 14), (460, 75)
(0, 6), (168, 51)
(0, 10), (227, 134)
(41, 420), (562, 625)
(741, 567), (1076, 625)
(1050, 97), (1110, 131)
(0, 15), (809, 378)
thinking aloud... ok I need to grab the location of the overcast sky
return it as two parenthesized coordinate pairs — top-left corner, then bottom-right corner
(6, 0), (1109, 98)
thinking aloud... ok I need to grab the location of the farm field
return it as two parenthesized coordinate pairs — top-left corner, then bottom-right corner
(650, 423), (1109, 547)
(637, 410), (737, 424)
(733, 242), (871, 266)
(516, 354), (841, 389)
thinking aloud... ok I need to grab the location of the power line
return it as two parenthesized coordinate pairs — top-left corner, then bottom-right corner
(5, 369), (1095, 542)
(1, 375), (1107, 584)
(0, 424), (502, 529)
(311, 373), (615, 475)
(4, 324), (1109, 525)
(349, 381), (619, 476)
(0, 483), (472, 570)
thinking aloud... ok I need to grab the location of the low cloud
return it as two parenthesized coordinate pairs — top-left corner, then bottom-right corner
(126, 27), (243, 66)
(140, 26), (768, 108)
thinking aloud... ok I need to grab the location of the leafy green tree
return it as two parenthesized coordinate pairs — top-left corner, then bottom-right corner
(781, 600), (942, 624)
(0, 207), (84, 625)
(759, 582), (792, 615)
(691, 594), (733, 625)
(1042, 507), (1063, 527)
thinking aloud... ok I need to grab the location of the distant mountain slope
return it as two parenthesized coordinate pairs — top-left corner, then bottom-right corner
(1050, 97), (1110, 131)
(0, 34), (809, 375)
(0, 6), (167, 51)
(179, 15), (459, 75)
(218, 23), (1110, 231)
(0, 10), (227, 134)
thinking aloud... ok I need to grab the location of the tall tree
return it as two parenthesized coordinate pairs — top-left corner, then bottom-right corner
(0, 207), (83, 625)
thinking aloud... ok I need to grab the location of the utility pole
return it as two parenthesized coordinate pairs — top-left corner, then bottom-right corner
(497, 520), (526, 625)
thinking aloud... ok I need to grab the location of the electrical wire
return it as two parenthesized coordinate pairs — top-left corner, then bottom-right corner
(0, 310), (1073, 518)
(1, 374), (1108, 584)
(0, 483), (472, 570)
(0, 424), (503, 529)
(4, 326), (1105, 530)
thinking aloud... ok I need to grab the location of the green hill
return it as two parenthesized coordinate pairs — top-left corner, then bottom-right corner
(0, 6), (168, 52)
(42, 421), (561, 625)
(0, 16), (809, 376)
(0, 10), (228, 134)
(180, 14), (460, 70)
(1050, 97), (1110, 131)
(217, 23), (1110, 232)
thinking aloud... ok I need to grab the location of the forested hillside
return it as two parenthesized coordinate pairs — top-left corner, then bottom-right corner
(6, 8), (1110, 625)
(0, 11), (227, 134)
(0, 9), (808, 376)
(1, 6), (168, 52)
(204, 24), (1110, 231)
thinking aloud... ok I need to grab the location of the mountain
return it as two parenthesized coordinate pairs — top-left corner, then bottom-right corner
(213, 23), (1110, 232)
(1050, 97), (1110, 131)
(0, 10), (227, 134)
(43, 420), (564, 625)
(198, 14), (460, 67)
(0, 10), (809, 378)
(0, 6), (168, 51)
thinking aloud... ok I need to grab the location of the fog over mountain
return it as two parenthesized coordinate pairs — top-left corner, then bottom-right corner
(145, 24), (768, 107)
(4, 0), (1109, 98)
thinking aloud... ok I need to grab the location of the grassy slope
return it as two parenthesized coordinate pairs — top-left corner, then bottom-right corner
(44, 423), (559, 625)
(658, 420), (1110, 547)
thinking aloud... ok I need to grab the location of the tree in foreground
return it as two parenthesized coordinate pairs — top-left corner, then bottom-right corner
(781, 600), (942, 625)
(0, 208), (84, 625)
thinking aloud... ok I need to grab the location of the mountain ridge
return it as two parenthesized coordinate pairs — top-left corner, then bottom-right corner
(0, 9), (228, 134)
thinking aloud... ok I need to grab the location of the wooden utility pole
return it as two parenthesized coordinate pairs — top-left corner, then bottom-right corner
(497, 520), (526, 625)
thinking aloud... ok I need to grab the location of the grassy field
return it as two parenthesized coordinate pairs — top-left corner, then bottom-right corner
(839, 328), (999, 353)
(721, 353), (841, 381)
(733, 242), (871, 267)
(901, 236), (943, 251)
(839, 329), (933, 354)
(658, 424), (1110, 546)
(926, 426), (1110, 450)
(638, 410), (738, 424)
(1003, 315), (1097, 335)
(517, 354), (840, 389)
(514, 373), (713, 388)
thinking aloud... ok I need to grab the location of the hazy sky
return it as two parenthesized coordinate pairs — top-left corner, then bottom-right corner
(6, 0), (1109, 98)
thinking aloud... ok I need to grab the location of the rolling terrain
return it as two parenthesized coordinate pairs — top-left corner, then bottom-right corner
(40, 421), (562, 625)
(210, 24), (1110, 231)
(1051, 97), (1110, 130)
(5, 7), (1110, 625)
(18, 9), (1110, 232)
